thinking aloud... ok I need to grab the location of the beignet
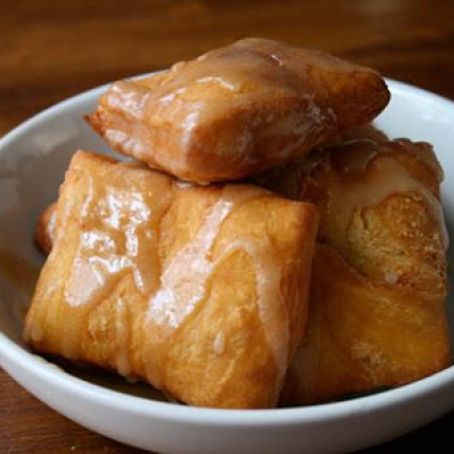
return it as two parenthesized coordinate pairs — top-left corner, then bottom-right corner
(87, 38), (389, 183)
(260, 139), (450, 404)
(24, 150), (318, 409)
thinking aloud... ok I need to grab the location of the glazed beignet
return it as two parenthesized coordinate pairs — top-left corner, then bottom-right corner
(87, 38), (389, 183)
(24, 150), (318, 409)
(260, 139), (450, 404)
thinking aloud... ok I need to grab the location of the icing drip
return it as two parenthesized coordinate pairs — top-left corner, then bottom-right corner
(65, 188), (157, 307)
(223, 240), (289, 384)
(314, 141), (449, 255)
(149, 193), (236, 328)
(46, 206), (57, 243)
(148, 185), (289, 382)
(59, 166), (172, 359)
(115, 297), (131, 377)
(213, 331), (225, 355)
(148, 186), (262, 326)
(107, 81), (150, 120)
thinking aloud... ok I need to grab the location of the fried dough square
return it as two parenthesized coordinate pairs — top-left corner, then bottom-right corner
(260, 139), (450, 404)
(87, 38), (389, 183)
(25, 150), (318, 409)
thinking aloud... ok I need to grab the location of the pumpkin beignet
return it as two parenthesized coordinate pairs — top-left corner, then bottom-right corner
(24, 150), (318, 409)
(259, 139), (450, 404)
(87, 38), (389, 183)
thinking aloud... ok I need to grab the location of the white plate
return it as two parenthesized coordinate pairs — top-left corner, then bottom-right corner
(0, 79), (453, 454)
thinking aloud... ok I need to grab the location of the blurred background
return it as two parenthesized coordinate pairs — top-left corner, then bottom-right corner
(1, 0), (454, 135)
(1, 0), (454, 452)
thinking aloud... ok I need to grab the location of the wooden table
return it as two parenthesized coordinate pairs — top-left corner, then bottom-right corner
(1, 1), (454, 452)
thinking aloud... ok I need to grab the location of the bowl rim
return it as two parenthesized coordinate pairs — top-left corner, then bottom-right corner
(0, 77), (453, 426)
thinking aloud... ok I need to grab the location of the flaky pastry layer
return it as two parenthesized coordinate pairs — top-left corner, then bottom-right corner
(25, 150), (319, 409)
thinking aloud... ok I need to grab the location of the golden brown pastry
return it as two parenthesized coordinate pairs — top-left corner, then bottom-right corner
(24, 150), (319, 409)
(35, 202), (57, 255)
(87, 38), (390, 183)
(260, 138), (450, 404)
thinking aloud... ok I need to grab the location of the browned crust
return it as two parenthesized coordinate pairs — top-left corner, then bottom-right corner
(35, 202), (57, 255)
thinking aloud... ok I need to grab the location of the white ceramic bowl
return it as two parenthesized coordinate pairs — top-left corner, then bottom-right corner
(0, 79), (453, 454)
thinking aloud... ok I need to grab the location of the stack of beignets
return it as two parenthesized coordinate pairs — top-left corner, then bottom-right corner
(25, 38), (450, 409)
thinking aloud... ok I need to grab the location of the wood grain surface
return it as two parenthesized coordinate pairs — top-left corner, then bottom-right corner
(1, 0), (454, 452)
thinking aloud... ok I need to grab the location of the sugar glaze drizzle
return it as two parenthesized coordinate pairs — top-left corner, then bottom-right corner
(148, 185), (290, 381)
(314, 139), (448, 253)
